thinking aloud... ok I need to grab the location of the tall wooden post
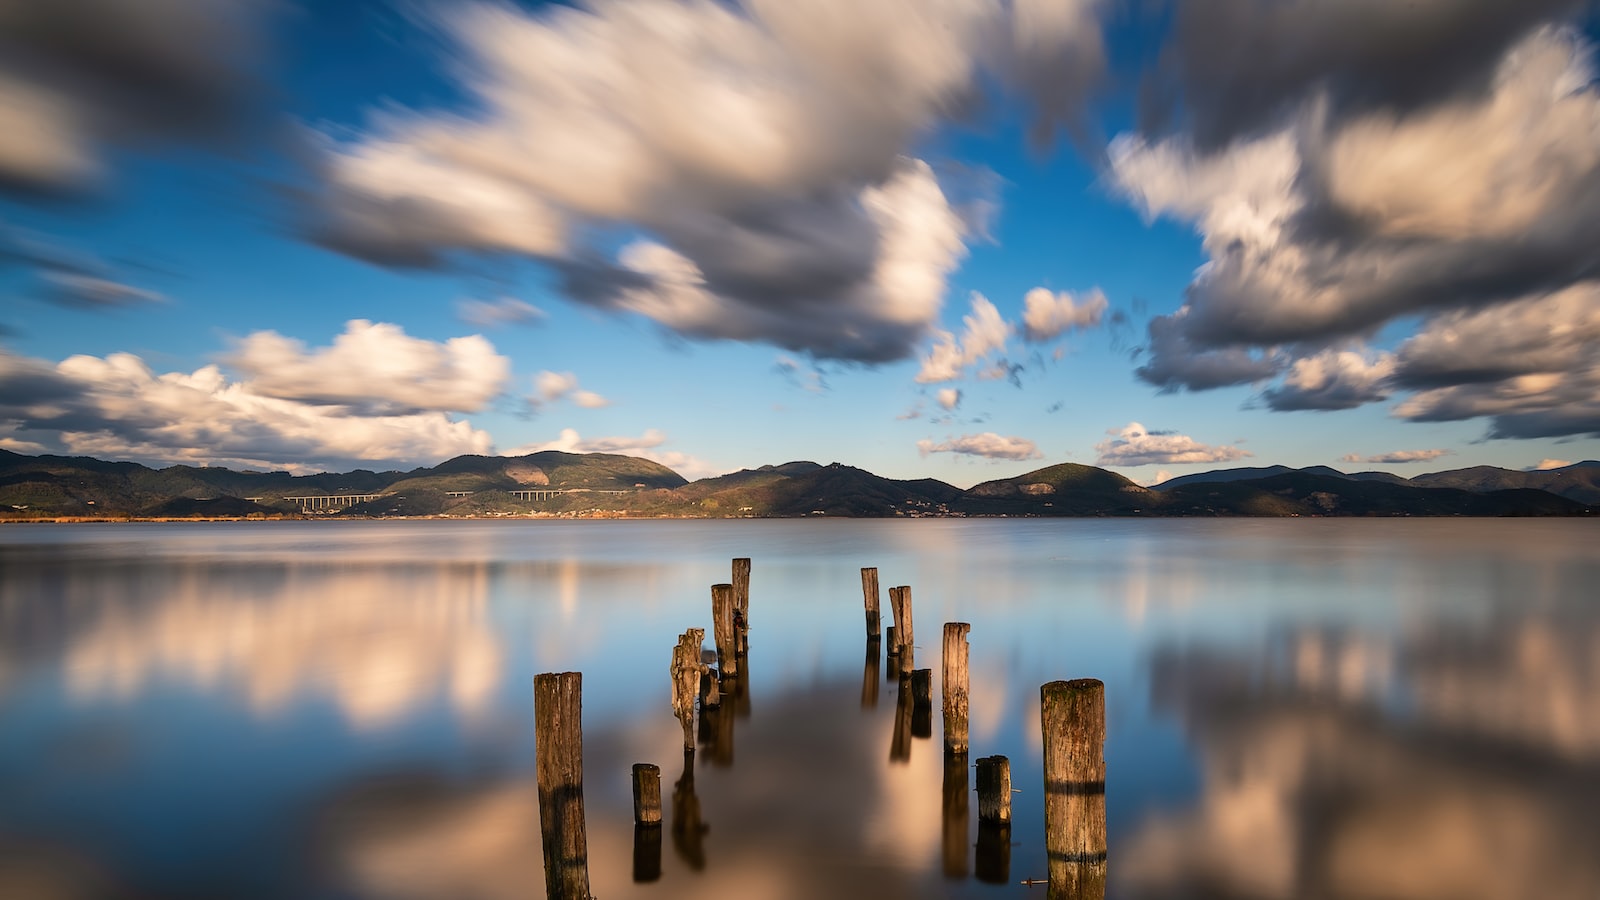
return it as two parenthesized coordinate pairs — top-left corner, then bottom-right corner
(632, 763), (662, 824)
(670, 629), (705, 751)
(942, 750), (970, 878)
(731, 558), (751, 657)
(942, 622), (970, 754)
(888, 585), (914, 673)
(1042, 679), (1107, 900)
(534, 672), (589, 900)
(711, 583), (738, 677)
(861, 567), (881, 639)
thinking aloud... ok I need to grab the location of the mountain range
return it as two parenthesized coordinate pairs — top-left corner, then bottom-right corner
(1, 448), (1594, 519)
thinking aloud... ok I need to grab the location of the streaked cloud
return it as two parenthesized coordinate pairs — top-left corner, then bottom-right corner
(226, 320), (510, 415)
(531, 370), (610, 410)
(1094, 421), (1251, 467)
(1534, 458), (1574, 471)
(916, 432), (1042, 460)
(1339, 449), (1453, 465)
(1020, 287), (1107, 342)
(455, 297), (545, 329)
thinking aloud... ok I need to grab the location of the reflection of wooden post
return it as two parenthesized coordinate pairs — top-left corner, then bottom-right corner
(671, 629), (705, 750)
(632, 763), (661, 824)
(942, 751), (970, 878)
(1042, 679), (1107, 900)
(711, 583), (738, 677)
(861, 637), (880, 708)
(631, 764), (662, 883)
(976, 819), (1011, 884)
(911, 668), (933, 739)
(942, 622), (970, 754)
(699, 697), (734, 767)
(890, 679), (912, 764)
(861, 567), (881, 638)
(888, 586), (914, 673)
(670, 750), (708, 870)
(731, 558), (751, 657)
(977, 755), (1011, 824)
(534, 672), (589, 900)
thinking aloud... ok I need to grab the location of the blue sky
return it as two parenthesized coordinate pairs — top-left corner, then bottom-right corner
(3, 0), (1600, 487)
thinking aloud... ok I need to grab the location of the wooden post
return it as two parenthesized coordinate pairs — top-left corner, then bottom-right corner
(861, 637), (880, 709)
(631, 763), (662, 883)
(911, 668), (933, 739)
(885, 625), (899, 654)
(731, 558), (751, 657)
(942, 622), (970, 754)
(671, 629), (705, 750)
(711, 583), (738, 678)
(632, 763), (662, 824)
(861, 567), (881, 639)
(1042, 679), (1107, 900)
(976, 755), (1011, 824)
(942, 751), (970, 878)
(534, 672), (590, 900)
(888, 585), (914, 672)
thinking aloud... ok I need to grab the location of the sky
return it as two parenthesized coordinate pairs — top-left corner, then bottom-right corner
(3, 0), (1600, 488)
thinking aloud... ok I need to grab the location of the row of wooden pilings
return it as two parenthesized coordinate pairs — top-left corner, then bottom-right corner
(531, 558), (1106, 899)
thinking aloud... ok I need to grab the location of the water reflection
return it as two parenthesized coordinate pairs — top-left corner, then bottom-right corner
(1131, 618), (1600, 900)
(941, 751), (969, 879)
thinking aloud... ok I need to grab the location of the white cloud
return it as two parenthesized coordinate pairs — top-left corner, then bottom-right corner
(1261, 348), (1396, 411)
(1094, 422), (1252, 467)
(1340, 449), (1453, 465)
(916, 432), (1042, 461)
(226, 320), (509, 415)
(309, 0), (1105, 362)
(531, 370), (610, 410)
(455, 297), (545, 328)
(506, 427), (718, 480)
(936, 388), (962, 411)
(0, 348), (493, 472)
(916, 292), (1011, 383)
(1534, 458), (1574, 471)
(1020, 287), (1107, 342)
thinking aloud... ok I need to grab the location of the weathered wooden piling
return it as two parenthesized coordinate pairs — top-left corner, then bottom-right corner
(976, 755), (1011, 824)
(731, 558), (751, 657)
(888, 585), (914, 672)
(670, 750), (707, 871)
(942, 751), (970, 878)
(631, 763), (662, 882)
(670, 629), (705, 750)
(632, 763), (662, 824)
(942, 622), (970, 754)
(1042, 679), (1107, 900)
(861, 567), (881, 639)
(534, 672), (589, 900)
(711, 583), (738, 678)
(861, 637), (881, 709)
(911, 668), (933, 739)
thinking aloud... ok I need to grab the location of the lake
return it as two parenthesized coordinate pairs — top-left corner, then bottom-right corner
(2, 519), (1597, 899)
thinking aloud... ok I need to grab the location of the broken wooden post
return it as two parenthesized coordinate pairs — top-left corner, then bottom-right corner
(731, 558), (751, 657)
(631, 763), (662, 883)
(670, 629), (705, 751)
(942, 622), (970, 754)
(861, 636), (880, 709)
(888, 585), (914, 672)
(632, 763), (662, 824)
(534, 671), (589, 900)
(860, 567), (881, 639)
(711, 583), (738, 678)
(976, 756), (1012, 884)
(911, 668), (933, 739)
(1042, 679), (1107, 900)
(976, 755), (1011, 824)
(942, 750), (970, 878)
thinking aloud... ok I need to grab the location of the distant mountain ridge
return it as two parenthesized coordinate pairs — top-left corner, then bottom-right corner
(0, 448), (1592, 519)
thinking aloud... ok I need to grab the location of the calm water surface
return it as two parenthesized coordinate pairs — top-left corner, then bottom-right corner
(1, 519), (1597, 899)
